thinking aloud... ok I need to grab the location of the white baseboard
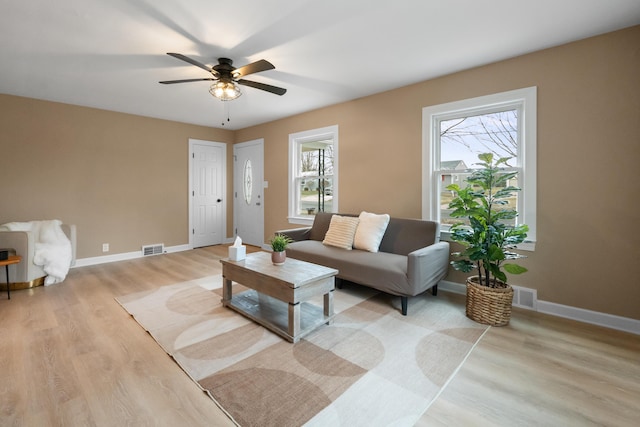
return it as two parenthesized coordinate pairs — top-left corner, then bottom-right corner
(437, 280), (639, 335)
(536, 301), (640, 335)
(438, 280), (466, 295)
(73, 244), (191, 267)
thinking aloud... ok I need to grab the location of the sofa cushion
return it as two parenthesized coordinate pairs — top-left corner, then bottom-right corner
(353, 211), (390, 253)
(336, 250), (409, 296)
(322, 215), (359, 250)
(309, 212), (342, 241)
(286, 240), (410, 296)
(308, 212), (439, 256)
(378, 217), (439, 256)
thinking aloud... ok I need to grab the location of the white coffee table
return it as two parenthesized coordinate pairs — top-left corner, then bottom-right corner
(220, 252), (338, 343)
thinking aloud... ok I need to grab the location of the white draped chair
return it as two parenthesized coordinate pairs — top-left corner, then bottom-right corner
(0, 223), (76, 289)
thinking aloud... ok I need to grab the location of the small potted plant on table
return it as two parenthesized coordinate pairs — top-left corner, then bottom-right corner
(447, 153), (529, 326)
(269, 233), (294, 265)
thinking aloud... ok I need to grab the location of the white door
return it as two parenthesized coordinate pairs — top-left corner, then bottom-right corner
(234, 139), (264, 246)
(190, 139), (226, 248)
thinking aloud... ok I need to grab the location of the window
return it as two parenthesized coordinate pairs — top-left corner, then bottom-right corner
(422, 87), (536, 249)
(289, 125), (338, 224)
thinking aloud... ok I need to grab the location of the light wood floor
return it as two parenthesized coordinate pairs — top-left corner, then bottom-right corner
(1, 245), (638, 426)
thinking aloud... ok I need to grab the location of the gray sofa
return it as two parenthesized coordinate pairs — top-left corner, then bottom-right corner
(278, 212), (450, 315)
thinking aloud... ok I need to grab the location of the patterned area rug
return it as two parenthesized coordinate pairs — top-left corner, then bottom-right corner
(116, 276), (487, 427)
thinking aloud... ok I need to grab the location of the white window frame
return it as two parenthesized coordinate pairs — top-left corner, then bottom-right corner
(422, 87), (537, 250)
(288, 125), (339, 225)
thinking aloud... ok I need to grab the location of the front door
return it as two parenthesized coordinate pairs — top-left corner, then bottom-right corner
(190, 139), (225, 248)
(234, 139), (264, 247)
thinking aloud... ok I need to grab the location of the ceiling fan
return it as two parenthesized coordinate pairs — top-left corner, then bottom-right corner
(159, 53), (286, 100)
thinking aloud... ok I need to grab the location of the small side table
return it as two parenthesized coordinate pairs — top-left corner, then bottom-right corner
(0, 255), (22, 300)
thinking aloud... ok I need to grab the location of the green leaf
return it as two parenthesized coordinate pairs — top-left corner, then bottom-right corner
(488, 264), (507, 283)
(451, 260), (475, 273)
(504, 251), (527, 260)
(445, 152), (528, 284)
(488, 244), (505, 261)
(492, 210), (518, 221)
(494, 186), (520, 199)
(504, 263), (528, 274)
(478, 153), (493, 164)
(496, 156), (513, 166)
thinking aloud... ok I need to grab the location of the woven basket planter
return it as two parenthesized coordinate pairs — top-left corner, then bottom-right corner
(466, 276), (514, 326)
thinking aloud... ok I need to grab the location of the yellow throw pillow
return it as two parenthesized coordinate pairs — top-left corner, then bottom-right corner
(322, 215), (360, 250)
(353, 211), (390, 252)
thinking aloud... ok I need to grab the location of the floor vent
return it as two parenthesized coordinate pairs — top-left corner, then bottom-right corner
(142, 244), (164, 256)
(512, 285), (537, 310)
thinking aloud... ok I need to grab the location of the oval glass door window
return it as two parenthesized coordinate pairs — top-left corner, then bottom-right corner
(243, 159), (253, 204)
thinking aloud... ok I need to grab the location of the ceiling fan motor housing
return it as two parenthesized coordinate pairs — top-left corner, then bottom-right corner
(213, 58), (237, 81)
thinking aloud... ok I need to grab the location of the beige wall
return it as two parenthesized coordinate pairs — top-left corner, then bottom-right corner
(0, 96), (234, 258)
(1, 26), (638, 320)
(236, 26), (640, 320)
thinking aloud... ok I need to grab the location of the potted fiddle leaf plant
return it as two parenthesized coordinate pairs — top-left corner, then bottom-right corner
(269, 233), (294, 265)
(446, 153), (529, 326)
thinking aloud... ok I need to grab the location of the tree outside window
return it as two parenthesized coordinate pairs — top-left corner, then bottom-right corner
(289, 125), (338, 224)
(297, 141), (334, 216)
(439, 109), (519, 226)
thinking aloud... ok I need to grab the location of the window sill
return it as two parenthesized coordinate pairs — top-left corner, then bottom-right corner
(439, 230), (536, 252)
(287, 216), (314, 227)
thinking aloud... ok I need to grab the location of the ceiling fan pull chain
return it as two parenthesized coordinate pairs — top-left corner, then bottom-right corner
(222, 101), (232, 126)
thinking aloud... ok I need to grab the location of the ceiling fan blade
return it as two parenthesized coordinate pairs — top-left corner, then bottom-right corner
(233, 59), (275, 78)
(166, 53), (219, 76)
(237, 79), (286, 95)
(159, 78), (216, 84)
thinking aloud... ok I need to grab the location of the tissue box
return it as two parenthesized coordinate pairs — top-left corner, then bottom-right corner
(229, 246), (246, 261)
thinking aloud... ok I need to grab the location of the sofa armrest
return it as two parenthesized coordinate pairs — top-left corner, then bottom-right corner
(0, 230), (34, 262)
(407, 241), (450, 295)
(276, 227), (312, 242)
(0, 230), (46, 282)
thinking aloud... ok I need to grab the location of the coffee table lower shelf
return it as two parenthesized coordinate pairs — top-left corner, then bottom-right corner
(224, 289), (334, 343)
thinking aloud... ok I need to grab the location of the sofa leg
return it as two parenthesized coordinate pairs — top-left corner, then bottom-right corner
(432, 284), (438, 296)
(401, 296), (408, 316)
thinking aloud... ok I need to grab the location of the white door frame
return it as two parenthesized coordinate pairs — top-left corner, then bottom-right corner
(188, 138), (227, 249)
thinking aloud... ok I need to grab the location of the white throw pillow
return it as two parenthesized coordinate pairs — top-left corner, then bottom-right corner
(322, 215), (360, 250)
(353, 211), (390, 252)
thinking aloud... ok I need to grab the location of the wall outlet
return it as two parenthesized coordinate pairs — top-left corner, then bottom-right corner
(102, 243), (109, 253)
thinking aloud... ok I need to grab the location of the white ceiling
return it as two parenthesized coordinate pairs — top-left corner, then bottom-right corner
(1, 0), (639, 130)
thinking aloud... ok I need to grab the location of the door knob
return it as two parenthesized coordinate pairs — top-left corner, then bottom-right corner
(217, 199), (222, 202)
(256, 202), (261, 206)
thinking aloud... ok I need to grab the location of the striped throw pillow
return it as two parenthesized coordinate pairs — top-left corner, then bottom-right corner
(322, 215), (360, 250)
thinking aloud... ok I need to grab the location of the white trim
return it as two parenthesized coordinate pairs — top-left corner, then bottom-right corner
(439, 230), (536, 252)
(438, 280), (639, 335)
(73, 244), (191, 267)
(422, 87), (537, 244)
(288, 125), (339, 224)
(287, 217), (314, 227)
(188, 138), (227, 249)
(537, 301), (640, 336)
(438, 279), (467, 295)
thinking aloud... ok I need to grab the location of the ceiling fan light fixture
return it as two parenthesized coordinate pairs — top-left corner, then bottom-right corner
(209, 80), (242, 101)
